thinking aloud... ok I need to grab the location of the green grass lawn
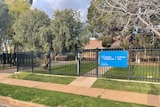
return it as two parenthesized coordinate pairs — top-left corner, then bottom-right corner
(92, 79), (160, 95)
(0, 83), (151, 107)
(33, 62), (96, 76)
(103, 65), (160, 82)
(10, 72), (75, 84)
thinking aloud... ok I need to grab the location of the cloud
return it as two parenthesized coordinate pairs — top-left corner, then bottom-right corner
(32, 0), (91, 21)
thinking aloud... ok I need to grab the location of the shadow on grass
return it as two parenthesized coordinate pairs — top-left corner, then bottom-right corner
(148, 84), (159, 95)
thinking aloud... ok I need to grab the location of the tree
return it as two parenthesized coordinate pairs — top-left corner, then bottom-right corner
(5, 0), (31, 51)
(0, 0), (11, 48)
(13, 9), (52, 52)
(51, 9), (90, 53)
(87, 0), (113, 37)
(102, 36), (114, 48)
(5, 0), (30, 20)
(88, 0), (160, 48)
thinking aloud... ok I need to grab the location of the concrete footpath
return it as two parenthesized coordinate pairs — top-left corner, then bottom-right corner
(0, 69), (160, 107)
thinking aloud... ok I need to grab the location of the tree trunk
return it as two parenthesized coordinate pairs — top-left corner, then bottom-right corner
(4, 42), (8, 53)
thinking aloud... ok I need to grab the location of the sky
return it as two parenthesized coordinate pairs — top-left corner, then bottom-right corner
(32, 0), (91, 22)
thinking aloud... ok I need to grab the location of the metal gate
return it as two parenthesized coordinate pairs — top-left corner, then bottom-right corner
(80, 48), (160, 82)
(79, 49), (98, 77)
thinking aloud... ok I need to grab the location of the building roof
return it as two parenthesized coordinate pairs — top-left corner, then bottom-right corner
(84, 39), (104, 49)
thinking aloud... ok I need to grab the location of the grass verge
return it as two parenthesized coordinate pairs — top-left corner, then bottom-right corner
(92, 79), (160, 95)
(0, 83), (152, 107)
(103, 65), (160, 82)
(10, 72), (75, 84)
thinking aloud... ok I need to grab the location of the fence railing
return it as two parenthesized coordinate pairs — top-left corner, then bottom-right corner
(97, 48), (160, 82)
(0, 52), (16, 68)
(3, 47), (159, 82)
(77, 47), (160, 82)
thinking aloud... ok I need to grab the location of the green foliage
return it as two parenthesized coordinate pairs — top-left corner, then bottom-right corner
(6, 0), (30, 20)
(87, 0), (101, 34)
(5, 0), (31, 51)
(13, 9), (52, 52)
(87, 0), (117, 37)
(102, 39), (107, 48)
(51, 9), (89, 53)
(66, 53), (76, 61)
(102, 36), (113, 48)
(0, 0), (11, 44)
(3, 2), (90, 53)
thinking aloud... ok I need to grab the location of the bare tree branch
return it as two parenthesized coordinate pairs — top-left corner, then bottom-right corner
(96, 0), (160, 37)
(138, 15), (160, 38)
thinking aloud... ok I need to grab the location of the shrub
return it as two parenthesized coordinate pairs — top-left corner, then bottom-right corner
(66, 53), (76, 61)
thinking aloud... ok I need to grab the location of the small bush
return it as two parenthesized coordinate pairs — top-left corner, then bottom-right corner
(66, 53), (76, 61)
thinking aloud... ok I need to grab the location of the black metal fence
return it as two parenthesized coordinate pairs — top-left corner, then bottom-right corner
(0, 52), (16, 68)
(16, 52), (33, 72)
(8, 47), (160, 82)
(16, 52), (78, 76)
(99, 48), (160, 82)
(81, 48), (160, 82)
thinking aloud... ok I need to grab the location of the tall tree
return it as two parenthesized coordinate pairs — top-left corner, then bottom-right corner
(88, 0), (112, 37)
(51, 9), (89, 53)
(5, 0), (31, 51)
(88, 0), (160, 47)
(0, 0), (11, 48)
(5, 0), (30, 20)
(13, 9), (52, 52)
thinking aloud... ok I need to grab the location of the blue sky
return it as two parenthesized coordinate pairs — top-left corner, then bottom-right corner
(32, 0), (91, 21)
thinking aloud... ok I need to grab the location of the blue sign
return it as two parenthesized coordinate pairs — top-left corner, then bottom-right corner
(100, 51), (128, 68)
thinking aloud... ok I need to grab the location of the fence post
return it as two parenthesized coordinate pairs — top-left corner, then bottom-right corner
(49, 52), (51, 74)
(2, 52), (4, 68)
(9, 53), (12, 67)
(77, 58), (80, 76)
(31, 52), (34, 73)
(77, 49), (82, 76)
(159, 51), (160, 82)
(16, 53), (19, 72)
(128, 48), (131, 80)
(96, 48), (99, 78)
